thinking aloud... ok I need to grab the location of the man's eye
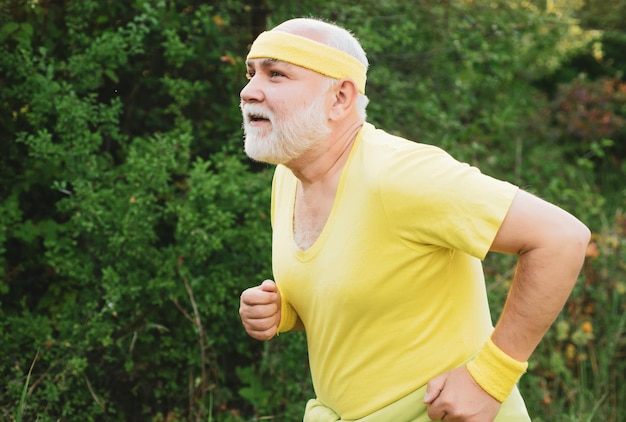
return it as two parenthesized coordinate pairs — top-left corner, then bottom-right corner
(245, 71), (255, 80)
(270, 71), (284, 77)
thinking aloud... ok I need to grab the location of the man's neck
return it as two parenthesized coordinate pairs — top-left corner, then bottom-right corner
(287, 119), (364, 187)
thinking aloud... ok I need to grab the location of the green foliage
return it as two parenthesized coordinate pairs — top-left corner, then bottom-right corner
(552, 75), (626, 170)
(236, 333), (313, 420)
(0, 0), (275, 420)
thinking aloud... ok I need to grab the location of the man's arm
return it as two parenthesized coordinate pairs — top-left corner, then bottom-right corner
(488, 189), (590, 361)
(424, 189), (590, 421)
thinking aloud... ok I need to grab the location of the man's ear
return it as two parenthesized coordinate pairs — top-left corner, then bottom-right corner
(329, 78), (359, 121)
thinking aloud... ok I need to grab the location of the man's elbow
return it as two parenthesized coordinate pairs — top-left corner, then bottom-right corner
(559, 217), (591, 262)
(572, 219), (591, 251)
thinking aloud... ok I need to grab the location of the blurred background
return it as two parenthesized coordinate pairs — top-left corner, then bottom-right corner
(1, 0), (624, 420)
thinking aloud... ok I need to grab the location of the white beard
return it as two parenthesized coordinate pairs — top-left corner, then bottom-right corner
(242, 94), (331, 165)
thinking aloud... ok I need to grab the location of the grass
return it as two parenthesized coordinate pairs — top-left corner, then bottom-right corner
(15, 351), (38, 422)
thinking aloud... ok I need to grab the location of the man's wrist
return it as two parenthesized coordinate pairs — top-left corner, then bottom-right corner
(466, 337), (528, 402)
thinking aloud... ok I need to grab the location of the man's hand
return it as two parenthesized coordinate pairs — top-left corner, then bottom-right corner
(239, 280), (281, 340)
(423, 366), (501, 421)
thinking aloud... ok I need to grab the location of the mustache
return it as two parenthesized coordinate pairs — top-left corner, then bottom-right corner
(241, 104), (274, 124)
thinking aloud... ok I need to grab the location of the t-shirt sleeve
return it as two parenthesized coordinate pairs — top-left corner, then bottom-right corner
(379, 145), (518, 259)
(277, 287), (299, 333)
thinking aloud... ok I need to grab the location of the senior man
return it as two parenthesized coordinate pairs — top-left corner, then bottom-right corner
(238, 17), (590, 422)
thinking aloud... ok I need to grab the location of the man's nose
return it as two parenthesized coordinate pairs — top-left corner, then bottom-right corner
(240, 77), (264, 104)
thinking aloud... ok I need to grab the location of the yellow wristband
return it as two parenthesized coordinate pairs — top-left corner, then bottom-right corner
(466, 337), (528, 402)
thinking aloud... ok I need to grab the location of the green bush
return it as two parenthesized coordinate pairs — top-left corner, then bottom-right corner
(1, 0), (277, 420)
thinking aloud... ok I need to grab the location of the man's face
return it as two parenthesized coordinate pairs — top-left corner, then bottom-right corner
(240, 58), (332, 165)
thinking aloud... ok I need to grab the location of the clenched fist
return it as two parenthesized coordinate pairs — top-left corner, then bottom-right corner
(239, 280), (281, 340)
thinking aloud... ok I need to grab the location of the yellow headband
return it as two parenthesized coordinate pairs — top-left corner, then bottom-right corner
(247, 31), (367, 94)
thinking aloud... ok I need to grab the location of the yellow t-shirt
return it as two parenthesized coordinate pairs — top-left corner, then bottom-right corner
(271, 123), (519, 419)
